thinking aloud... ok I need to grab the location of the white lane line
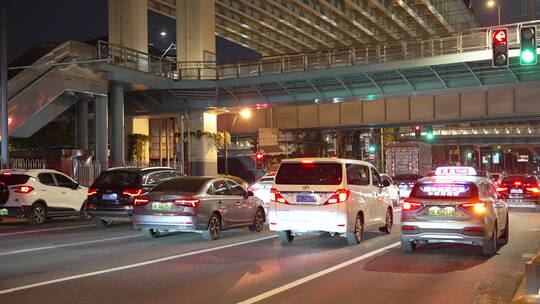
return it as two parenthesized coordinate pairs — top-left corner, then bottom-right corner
(0, 234), (278, 295)
(239, 241), (400, 304)
(0, 234), (141, 256)
(0, 224), (95, 236)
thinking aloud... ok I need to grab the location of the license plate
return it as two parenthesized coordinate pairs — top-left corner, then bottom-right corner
(0, 208), (7, 216)
(296, 195), (316, 203)
(102, 193), (117, 200)
(511, 189), (523, 194)
(428, 206), (456, 217)
(152, 202), (172, 211)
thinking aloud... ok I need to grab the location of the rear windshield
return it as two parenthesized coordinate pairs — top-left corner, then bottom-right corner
(275, 162), (342, 185)
(410, 182), (478, 199)
(151, 178), (207, 193)
(501, 176), (537, 185)
(92, 171), (140, 188)
(393, 174), (422, 181)
(0, 174), (30, 185)
(258, 177), (274, 183)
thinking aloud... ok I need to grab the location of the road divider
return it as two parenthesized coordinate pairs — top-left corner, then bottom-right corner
(0, 234), (278, 295)
(239, 241), (400, 304)
(0, 234), (142, 256)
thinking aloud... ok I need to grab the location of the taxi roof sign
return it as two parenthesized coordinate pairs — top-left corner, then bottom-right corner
(435, 166), (477, 176)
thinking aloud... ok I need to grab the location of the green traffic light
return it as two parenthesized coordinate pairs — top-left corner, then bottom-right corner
(425, 132), (434, 140)
(368, 145), (376, 153)
(521, 49), (535, 64)
(467, 152), (473, 159)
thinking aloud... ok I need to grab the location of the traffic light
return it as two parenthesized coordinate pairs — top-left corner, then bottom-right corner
(520, 26), (537, 65)
(492, 28), (508, 67)
(425, 126), (434, 141)
(255, 152), (264, 169)
(368, 145), (376, 153)
(413, 125), (421, 139)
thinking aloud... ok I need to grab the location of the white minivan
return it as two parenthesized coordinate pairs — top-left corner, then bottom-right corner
(268, 158), (393, 245)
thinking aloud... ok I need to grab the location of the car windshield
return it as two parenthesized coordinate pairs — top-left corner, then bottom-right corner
(275, 162), (342, 185)
(92, 171), (140, 188)
(0, 174), (30, 185)
(501, 176), (537, 185)
(393, 174), (422, 181)
(410, 182), (478, 199)
(151, 177), (207, 193)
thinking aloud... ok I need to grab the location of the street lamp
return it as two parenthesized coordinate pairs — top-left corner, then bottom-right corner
(486, 0), (501, 26)
(223, 108), (251, 174)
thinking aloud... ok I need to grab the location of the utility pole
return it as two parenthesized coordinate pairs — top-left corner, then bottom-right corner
(0, 7), (9, 167)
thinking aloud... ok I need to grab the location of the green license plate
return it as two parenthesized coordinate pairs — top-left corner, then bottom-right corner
(152, 202), (172, 211)
(428, 206), (456, 217)
(0, 208), (7, 216)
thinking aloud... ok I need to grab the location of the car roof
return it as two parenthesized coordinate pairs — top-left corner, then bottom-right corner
(0, 169), (64, 177)
(105, 167), (176, 174)
(280, 158), (373, 167)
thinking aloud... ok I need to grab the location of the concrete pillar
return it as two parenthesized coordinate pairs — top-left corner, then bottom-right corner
(108, 0), (148, 53)
(176, 0), (216, 78)
(125, 117), (150, 163)
(110, 83), (125, 165)
(75, 99), (89, 150)
(189, 111), (217, 176)
(94, 95), (108, 170)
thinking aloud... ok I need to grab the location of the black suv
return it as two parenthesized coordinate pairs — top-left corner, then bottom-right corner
(86, 167), (183, 227)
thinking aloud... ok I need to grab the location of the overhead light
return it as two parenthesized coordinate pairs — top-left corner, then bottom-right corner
(239, 108), (252, 119)
(160, 31), (167, 37)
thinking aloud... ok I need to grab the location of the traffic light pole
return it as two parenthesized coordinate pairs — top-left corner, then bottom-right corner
(0, 7), (9, 167)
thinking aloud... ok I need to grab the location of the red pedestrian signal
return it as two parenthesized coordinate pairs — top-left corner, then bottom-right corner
(492, 28), (508, 67)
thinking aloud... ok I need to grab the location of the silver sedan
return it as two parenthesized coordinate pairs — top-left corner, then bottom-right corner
(132, 177), (266, 240)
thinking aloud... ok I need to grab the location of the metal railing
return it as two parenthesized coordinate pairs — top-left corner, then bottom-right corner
(97, 20), (540, 81)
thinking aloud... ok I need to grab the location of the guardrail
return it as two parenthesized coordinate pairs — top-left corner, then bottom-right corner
(97, 20), (540, 81)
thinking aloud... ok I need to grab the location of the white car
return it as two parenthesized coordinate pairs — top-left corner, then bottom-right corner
(0, 169), (89, 225)
(249, 175), (275, 212)
(381, 174), (401, 207)
(269, 158), (393, 245)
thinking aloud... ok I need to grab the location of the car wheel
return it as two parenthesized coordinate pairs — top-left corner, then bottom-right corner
(278, 230), (294, 244)
(202, 214), (221, 241)
(249, 208), (265, 232)
(379, 208), (393, 234)
(482, 223), (498, 256)
(498, 215), (509, 245)
(28, 203), (47, 225)
(346, 214), (364, 245)
(143, 228), (161, 239)
(94, 218), (113, 228)
(401, 239), (416, 253)
(79, 201), (93, 221)
(0, 183), (9, 205)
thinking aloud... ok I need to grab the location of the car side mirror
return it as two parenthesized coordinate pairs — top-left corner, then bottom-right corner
(70, 183), (79, 190)
(382, 180), (391, 187)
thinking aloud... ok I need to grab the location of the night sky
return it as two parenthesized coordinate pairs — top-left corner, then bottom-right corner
(2, 0), (537, 63)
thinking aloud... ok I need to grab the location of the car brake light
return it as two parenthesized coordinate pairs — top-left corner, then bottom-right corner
(527, 187), (540, 193)
(324, 189), (350, 205)
(134, 197), (149, 206)
(514, 181), (522, 186)
(14, 185), (34, 194)
(496, 187), (508, 192)
(122, 189), (143, 197)
(3, 172), (12, 176)
(87, 188), (97, 196)
(461, 201), (487, 214)
(270, 188), (289, 204)
(174, 198), (200, 207)
(402, 199), (422, 210)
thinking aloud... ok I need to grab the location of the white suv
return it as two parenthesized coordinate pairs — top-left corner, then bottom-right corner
(269, 158), (393, 245)
(0, 169), (89, 225)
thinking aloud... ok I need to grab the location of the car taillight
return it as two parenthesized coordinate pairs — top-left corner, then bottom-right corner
(408, 183), (415, 188)
(87, 188), (97, 196)
(270, 188), (289, 204)
(122, 189), (143, 197)
(461, 201), (487, 214)
(134, 197), (149, 206)
(174, 198), (200, 207)
(14, 185), (34, 194)
(496, 186), (508, 192)
(402, 199), (423, 210)
(324, 189), (350, 205)
(527, 187), (540, 193)
(248, 186), (256, 191)
(514, 181), (522, 186)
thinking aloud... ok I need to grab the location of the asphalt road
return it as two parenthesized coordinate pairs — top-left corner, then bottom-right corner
(0, 209), (538, 304)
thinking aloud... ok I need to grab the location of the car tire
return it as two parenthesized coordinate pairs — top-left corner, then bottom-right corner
(346, 214), (364, 245)
(401, 239), (416, 253)
(28, 203), (47, 225)
(278, 230), (294, 244)
(79, 201), (93, 221)
(143, 228), (161, 239)
(94, 218), (113, 228)
(498, 215), (509, 245)
(482, 223), (498, 256)
(202, 214), (221, 241)
(0, 183), (9, 205)
(249, 208), (265, 232)
(379, 208), (393, 234)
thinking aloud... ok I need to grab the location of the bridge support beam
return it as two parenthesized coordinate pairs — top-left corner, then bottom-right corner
(109, 0), (148, 53)
(94, 95), (108, 170)
(75, 99), (89, 150)
(189, 111), (217, 176)
(110, 82), (125, 165)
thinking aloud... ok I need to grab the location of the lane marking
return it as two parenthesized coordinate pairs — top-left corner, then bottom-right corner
(0, 234), (278, 295)
(0, 234), (141, 256)
(239, 241), (400, 304)
(0, 224), (95, 236)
